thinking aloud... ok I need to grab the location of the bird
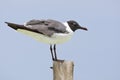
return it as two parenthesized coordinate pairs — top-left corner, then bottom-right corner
(5, 19), (88, 61)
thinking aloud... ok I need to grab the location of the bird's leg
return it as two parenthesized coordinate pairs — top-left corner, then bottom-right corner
(50, 45), (55, 61)
(54, 44), (57, 60)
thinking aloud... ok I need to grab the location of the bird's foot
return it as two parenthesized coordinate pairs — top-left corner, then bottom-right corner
(50, 59), (65, 69)
(53, 59), (64, 62)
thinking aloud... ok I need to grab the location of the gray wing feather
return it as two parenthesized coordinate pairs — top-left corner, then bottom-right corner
(24, 19), (67, 36)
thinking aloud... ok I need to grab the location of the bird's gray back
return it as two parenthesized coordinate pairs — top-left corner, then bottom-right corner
(25, 19), (67, 36)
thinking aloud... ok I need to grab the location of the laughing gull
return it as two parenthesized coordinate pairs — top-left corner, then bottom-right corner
(5, 19), (87, 61)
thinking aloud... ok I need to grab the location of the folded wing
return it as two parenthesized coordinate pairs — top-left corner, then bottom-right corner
(5, 19), (68, 37)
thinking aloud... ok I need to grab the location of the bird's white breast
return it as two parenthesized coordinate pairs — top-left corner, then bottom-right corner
(17, 29), (73, 44)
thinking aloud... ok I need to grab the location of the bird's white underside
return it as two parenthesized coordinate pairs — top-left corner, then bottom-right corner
(17, 22), (73, 44)
(17, 29), (73, 44)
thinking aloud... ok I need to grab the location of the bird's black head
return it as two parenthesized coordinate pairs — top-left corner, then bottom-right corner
(67, 20), (88, 32)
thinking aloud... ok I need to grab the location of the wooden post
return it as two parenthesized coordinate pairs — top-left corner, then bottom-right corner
(53, 61), (74, 80)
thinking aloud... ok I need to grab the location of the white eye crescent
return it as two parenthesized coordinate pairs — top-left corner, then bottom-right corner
(73, 22), (77, 26)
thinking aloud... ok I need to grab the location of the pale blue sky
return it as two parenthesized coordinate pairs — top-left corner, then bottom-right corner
(0, 0), (120, 80)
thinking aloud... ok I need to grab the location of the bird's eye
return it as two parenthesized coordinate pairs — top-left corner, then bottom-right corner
(73, 22), (77, 26)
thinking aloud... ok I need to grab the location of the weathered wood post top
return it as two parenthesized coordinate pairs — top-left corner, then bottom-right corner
(53, 61), (74, 80)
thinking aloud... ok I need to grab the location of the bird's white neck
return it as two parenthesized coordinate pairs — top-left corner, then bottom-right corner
(63, 22), (73, 33)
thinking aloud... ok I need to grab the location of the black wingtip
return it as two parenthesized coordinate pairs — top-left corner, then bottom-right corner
(5, 21), (11, 25)
(5, 22), (10, 26)
(5, 22), (20, 30)
(5, 22), (8, 24)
